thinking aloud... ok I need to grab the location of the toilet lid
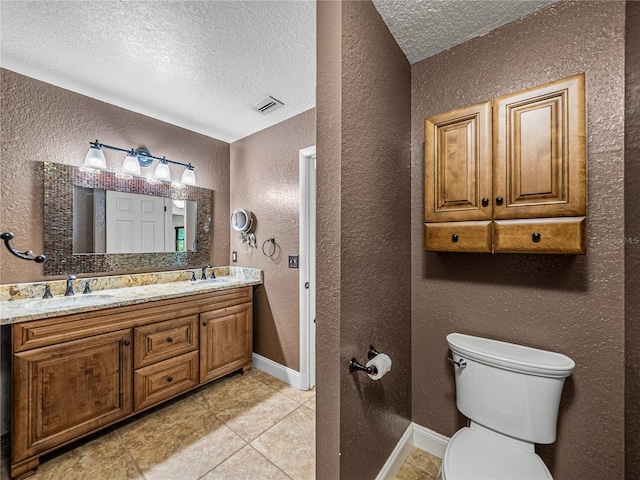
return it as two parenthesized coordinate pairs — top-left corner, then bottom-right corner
(443, 427), (553, 480)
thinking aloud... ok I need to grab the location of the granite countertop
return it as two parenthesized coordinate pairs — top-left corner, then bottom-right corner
(0, 267), (262, 325)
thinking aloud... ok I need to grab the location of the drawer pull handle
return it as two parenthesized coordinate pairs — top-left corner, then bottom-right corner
(481, 197), (489, 207)
(532, 232), (541, 243)
(495, 196), (504, 206)
(451, 234), (459, 243)
(202, 321), (208, 326)
(167, 376), (173, 382)
(124, 340), (130, 346)
(167, 337), (173, 343)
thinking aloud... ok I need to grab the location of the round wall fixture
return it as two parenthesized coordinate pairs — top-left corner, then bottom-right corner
(231, 208), (254, 232)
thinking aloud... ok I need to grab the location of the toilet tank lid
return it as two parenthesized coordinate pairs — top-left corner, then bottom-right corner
(447, 333), (575, 378)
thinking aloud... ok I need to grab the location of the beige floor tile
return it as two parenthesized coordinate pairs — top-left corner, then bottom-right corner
(251, 406), (315, 480)
(201, 445), (291, 480)
(394, 460), (439, 480)
(80, 454), (143, 480)
(195, 371), (268, 410)
(303, 395), (316, 411)
(117, 409), (173, 452)
(259, 375), (316, 404)
(404, 447), (441, 475)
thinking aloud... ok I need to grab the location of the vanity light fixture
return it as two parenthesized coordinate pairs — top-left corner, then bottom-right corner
(84, 140), (196, 185)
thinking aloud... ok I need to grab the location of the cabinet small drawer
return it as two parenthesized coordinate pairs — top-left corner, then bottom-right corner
(134, 315), (199, 368)
(493, 217), (586, 254)
(424, 221), (492, 252)
(134, 351), (199, 411)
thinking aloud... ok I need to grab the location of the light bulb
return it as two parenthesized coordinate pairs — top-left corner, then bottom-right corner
(154, 161), (171, 181)
(122, 153), (141, 175)
(84, 145), (106, 169)
(181, 167), (196, 185)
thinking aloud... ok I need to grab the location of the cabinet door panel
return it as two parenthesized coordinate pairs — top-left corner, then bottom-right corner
(493, 217), (586, 254)
(13, 329), (133, 462)
(425, 101), (492, 222)
(200, 303), (253, 383)
(424, 221), (492, 253)
(493, 73), (586, 219)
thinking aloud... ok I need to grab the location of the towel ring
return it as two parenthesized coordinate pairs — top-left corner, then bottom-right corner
(262, 237), (276, 257)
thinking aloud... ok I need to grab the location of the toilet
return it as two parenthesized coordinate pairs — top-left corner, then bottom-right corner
(442, 333), (575, 480)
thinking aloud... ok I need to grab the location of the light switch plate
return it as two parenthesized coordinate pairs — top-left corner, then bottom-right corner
(232, 251), (237, 263)
(288, 255), (299, 268)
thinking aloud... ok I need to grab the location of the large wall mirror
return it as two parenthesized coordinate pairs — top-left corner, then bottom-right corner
(43, 162), (212, 276)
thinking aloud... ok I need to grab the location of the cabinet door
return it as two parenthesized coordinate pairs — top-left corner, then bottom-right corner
(493, 73), (586, 219)
(200, 303), (253, 383)
(13, 329), (133, 463)
(425, 101), (492, 222)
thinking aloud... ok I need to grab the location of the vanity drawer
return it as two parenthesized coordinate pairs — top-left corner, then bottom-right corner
(424, 221), (492, 252)
(134, 315), (199, 368)
(134, 350), (199, 411)
(493, 217), (587, 254)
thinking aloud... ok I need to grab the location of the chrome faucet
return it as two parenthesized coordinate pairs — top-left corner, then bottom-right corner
(201, 264), (212, 280)
(65, 275), (76, 296)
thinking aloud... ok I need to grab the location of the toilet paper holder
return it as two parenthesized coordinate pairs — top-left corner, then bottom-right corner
(349, 345), (381, 374)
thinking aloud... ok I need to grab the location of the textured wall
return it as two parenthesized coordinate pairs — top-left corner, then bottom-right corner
(316, 1), (412, 478)
(0, 69), (231, 437)
(0, 69), (231, 284)
(411, 2), (626, 479)
(315, 1), (343, 477)
(625, 2), (640, 478)
(229, 109), (315, 370)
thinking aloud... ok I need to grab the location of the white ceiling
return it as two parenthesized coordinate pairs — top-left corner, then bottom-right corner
(1, 1), (554, 144)
(372, 0), (556, 65)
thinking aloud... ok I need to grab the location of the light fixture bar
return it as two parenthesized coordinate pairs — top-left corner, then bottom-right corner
(89, 140), (194, 170)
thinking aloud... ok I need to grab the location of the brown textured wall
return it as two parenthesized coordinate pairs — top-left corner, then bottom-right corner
(316, 1), (342, 477)
(625, 2), (640, 478)
(411, 2), (626, 479)
(229, 109), (315, 370)
(0, 69), (230, 284)
(316, 1), (412, 478)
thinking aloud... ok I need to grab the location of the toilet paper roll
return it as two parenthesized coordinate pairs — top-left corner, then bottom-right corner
(366, 353), (392, 380)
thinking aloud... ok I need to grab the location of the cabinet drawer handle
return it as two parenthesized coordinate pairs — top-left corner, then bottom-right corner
(532, 232), (541, 243)
(124, 340), (130, 346)
(495, 196), (504, 206)
(202, 321), (208, 326)
(167, 337), (173, 343)
(481, 197), (489, 207)
(167, 376), (173, 382)
(451, 234), (459, 243)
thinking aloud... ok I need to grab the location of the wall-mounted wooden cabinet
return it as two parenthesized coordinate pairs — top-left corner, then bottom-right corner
(11, 287), (253, 480)
(424, 73), (586, 254)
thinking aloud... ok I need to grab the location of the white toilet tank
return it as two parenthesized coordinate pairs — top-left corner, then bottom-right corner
(447, 333), (575, 444)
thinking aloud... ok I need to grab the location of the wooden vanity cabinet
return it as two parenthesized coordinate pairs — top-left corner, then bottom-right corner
(424, 73), (586, 254)
(11, 286), (253, 480)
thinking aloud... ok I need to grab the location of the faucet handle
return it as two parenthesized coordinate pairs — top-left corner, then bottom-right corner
(83, 280), (93, 294)
(187, 271), (197, 282)
(41, 284), (52, 299)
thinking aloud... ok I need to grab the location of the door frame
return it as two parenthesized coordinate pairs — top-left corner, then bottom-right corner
(299, 145), (316, 390)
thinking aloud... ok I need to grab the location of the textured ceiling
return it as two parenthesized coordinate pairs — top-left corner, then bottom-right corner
(372, 0), (556, 64)
(1, 1), (556, 144)
(0, 1), (316, 143)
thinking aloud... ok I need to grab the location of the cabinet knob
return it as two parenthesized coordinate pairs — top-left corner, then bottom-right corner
(167, 376), (173, 382)
(451, 234), (459, 243)
(481, 198), (489, 207)
(202, 321), (208, 326)
(495, 196), (504, 206)
(167, 337), (173, 343)
(124, 340), (130, 346)
(532, 232), (542, 243)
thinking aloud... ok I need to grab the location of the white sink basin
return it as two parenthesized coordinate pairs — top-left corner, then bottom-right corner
(199, 277), (235, 284)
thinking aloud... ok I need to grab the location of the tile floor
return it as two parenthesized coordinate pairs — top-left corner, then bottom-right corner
(393, 447), (442, 480)
(0, 368), (315, 480)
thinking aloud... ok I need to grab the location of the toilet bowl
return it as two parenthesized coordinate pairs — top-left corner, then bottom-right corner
(442, 333), (574, 480)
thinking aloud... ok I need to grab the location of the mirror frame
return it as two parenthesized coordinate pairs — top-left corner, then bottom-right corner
(43, 162), (212, 276)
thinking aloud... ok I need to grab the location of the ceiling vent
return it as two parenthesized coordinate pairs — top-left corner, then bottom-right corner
(252, 96), (284, 115)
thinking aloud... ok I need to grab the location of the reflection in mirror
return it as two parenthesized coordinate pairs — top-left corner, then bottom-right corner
(44, 162), (212, 276)
(72, 187), (198, 254)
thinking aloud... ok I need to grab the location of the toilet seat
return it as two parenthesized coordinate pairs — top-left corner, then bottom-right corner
(442, 427), (553, 480)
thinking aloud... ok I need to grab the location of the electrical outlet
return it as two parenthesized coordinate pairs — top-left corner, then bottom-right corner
(288, 255), (299, 268)
(232, 251), (237, 263)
